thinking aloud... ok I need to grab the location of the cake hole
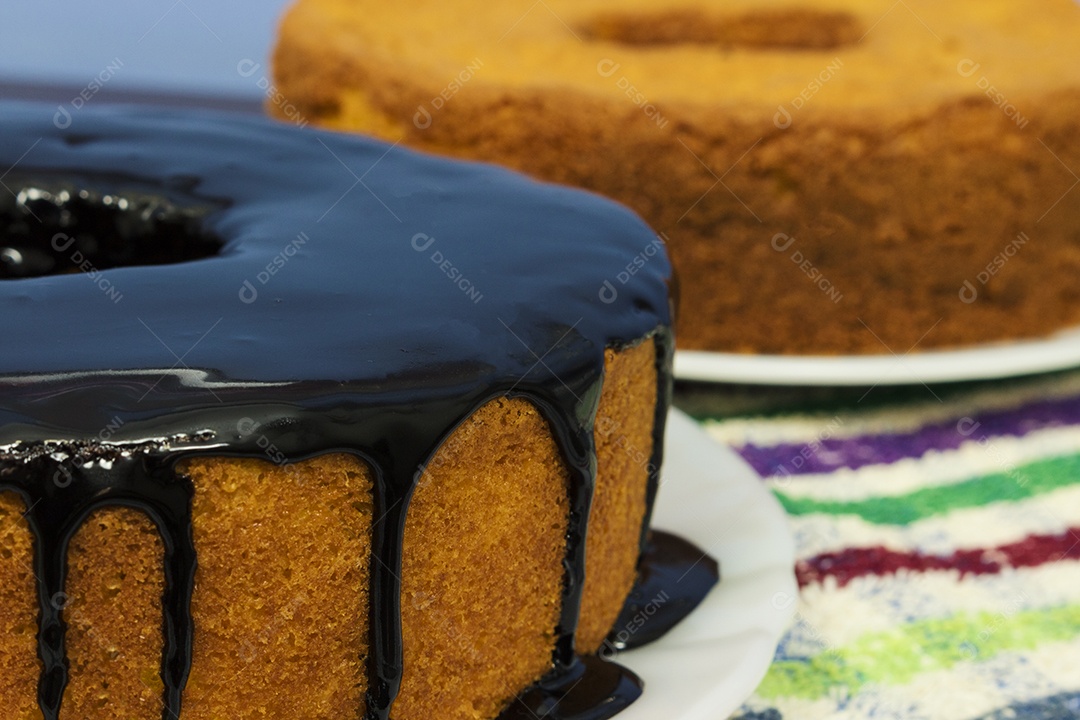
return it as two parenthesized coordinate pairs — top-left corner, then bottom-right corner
(581, 8), (864, 51)
(0, 180), (224, 280)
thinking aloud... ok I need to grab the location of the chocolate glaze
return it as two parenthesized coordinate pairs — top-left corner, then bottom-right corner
(606, 531), (720, 652)
(0, 102), (714, 719)
(499, 656), (643, 720)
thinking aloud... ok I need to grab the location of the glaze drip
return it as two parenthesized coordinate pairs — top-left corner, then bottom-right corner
(606, 531), (720, 652)
(498, 656), (643, 720)
(0, 102), (710, 720)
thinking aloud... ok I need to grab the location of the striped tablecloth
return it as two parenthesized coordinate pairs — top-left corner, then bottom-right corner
(677, 369), (1080, 720)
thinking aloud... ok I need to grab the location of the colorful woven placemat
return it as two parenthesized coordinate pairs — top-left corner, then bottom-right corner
(678, 369), (1080, 720)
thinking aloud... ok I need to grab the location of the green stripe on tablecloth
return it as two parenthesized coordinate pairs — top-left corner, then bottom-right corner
(773, 453), (1080, 525)
(758, 604), (1080, 700)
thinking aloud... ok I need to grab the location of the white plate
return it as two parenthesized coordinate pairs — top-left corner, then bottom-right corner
(614, 409), (796, 720)
(674, 326), (1080, 386)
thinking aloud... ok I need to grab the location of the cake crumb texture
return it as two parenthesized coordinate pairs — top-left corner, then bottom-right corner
(396, 396), (570, 720)
(63, 508), (164, 719)
(0, 343), (657, 719)
(179, 453), (373, 719)
(0, 493), (42, 720)
(272, 0), (1080, 354)
(578, 339), (657, 652)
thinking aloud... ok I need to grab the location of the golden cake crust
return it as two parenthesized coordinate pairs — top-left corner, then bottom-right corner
(397, 396), (569, 720)
(578, 341), (657, 652)
(64, 509), (164, 718)
(272, 0), (1080, 354)
(0, 495), (40, 720)
(179, 454), (373, 719)
(0, 341), (657, 720)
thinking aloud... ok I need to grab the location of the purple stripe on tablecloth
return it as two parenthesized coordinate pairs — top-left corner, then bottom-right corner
(738, 393), (1080, 477)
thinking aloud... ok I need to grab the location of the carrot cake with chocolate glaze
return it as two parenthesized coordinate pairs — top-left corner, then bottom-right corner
(0, 102), (716, 720)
